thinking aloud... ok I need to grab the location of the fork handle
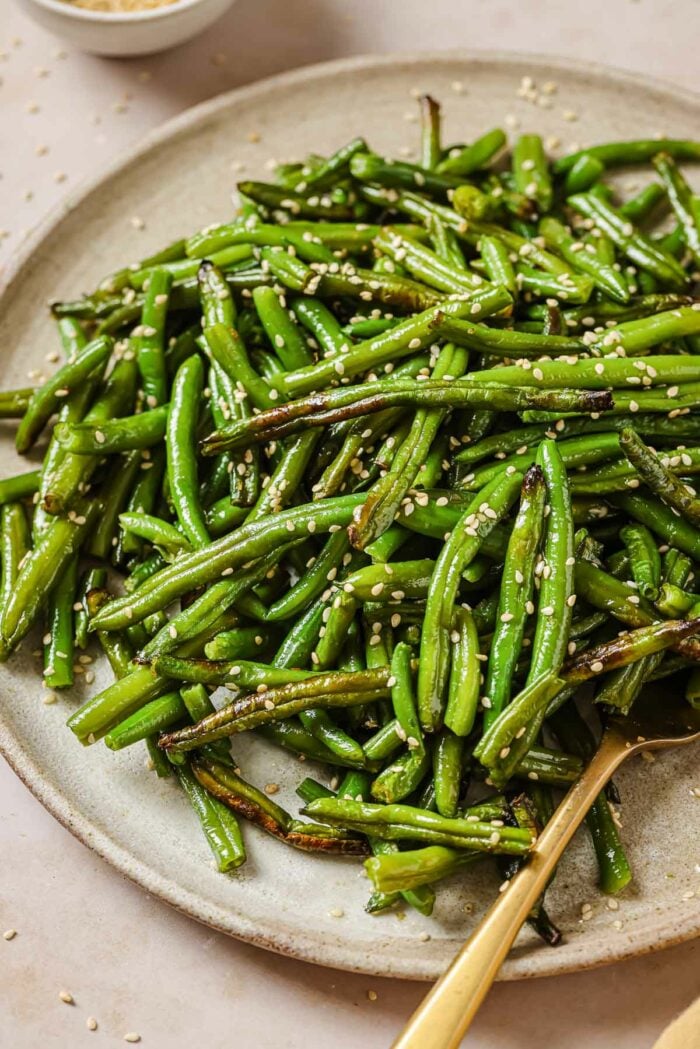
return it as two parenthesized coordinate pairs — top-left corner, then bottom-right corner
(391, 731), (627, 1049)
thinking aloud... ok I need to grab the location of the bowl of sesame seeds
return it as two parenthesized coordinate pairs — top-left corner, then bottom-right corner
(15, 0), (237, 56)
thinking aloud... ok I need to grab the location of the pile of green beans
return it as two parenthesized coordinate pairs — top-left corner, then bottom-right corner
(4, 99), (700, 928)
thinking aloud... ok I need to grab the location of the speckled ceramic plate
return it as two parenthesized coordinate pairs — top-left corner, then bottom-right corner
(1, 52), (699, 982)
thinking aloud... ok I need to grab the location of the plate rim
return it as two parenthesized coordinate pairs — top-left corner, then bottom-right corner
(1, 48), (699, 982)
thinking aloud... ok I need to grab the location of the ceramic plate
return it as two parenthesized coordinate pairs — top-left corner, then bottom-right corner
(1, 52), (699, 982)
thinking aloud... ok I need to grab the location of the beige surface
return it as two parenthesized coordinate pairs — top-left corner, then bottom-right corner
(2, 1), (700, 1046)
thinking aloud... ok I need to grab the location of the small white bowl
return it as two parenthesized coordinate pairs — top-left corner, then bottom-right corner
(15, 0), (237, 56)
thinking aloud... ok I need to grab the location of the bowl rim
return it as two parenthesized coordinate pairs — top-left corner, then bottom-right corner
(24, 0), (212, 24)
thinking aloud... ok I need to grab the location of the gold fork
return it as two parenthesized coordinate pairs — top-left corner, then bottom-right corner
(392, 690), (700, 1049)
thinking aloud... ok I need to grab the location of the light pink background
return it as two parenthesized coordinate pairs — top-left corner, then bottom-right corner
(1, 2), (699, 1046)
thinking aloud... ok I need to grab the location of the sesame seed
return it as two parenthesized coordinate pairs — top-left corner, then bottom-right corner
(124, 1035), (141, 1045)
(367, 990), (378, 1001)
(329, 907), (345, 918)
(3, 929), (17, 941)
(86, 1018), (98, 1031)
(59, 991), (74, 1005)
(590, 661), (604, 673)
(264, 783), (279, 795)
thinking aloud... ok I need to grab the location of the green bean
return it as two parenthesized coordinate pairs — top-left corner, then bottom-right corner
(303, 798), (534, 855)
(248, 430), (320, 523)
(0, 388), (34, 418)
(54, 404), (168, 455)
(418, 470), (523, 732)
(432, 729), (465, 819)
(443, 605), (480, 737)
(237, 179), (358, 220)
(42, 357), (138, 516)
(42, 556), (78, 689)
(0, 504), (29, 641)
(69, 601), (240, 744)
(370, 745), (430, 804)
(475, 671), (565, 770)
(175, 762), (246, 872)
(167, 355), (210, 548)
(203, 378), (611, 453)
(613, 491), (700, 560)
(654, 583), (697, 618)
(128, 244), (254, 292)
(539, 216), (629, 302)
(142, 554), (281, 662)
(119, 512), (190, 559)
(433, 314), (584, 358)
(131, 269), (172, 407)
(348, 344), (469, 548)
(365, 845), (479, 893)
(0, 500), (98, 656)
(563, 618), (700, 684)
(350, 151), (465, 197)
(619, 182), (667, 225)
(564, 153), (605, 194)
(620, 523), (662, 599)
(0, 470), (41, 505)
(88, 451), (142, 561)
(159, 668), (391, 752)
(652, 152), (700, 266)
(252, 286), (313, 370)
(516, 264), (594, 304)
(554, 139), (700, 174)
(550, 703), (633, 894)
(257, 720), (369, 770)
(513, 134), (552, 213)
(278, 289), (511, 398)
(96, 237), (185, 295)
(15, 336), (113, 454)
(479, 234), (517, 295)
(193, 757), (368, 855)
(619, 427), (700, 527)
(485, 440), (574, 783)
(471, 352), (700, 390)
(150, 654), (317, 688)
(104, 692), (186, 750)
(375, 228), (483, 293)
(389, 641), (423, 754)
(74, 567), (107, 650)
(437, 128), (506, 176)
(204, 322), (276, 412)
(483, 465), (546, 729)
(204, 627), (275, 660)
(567, 192), (687, 288)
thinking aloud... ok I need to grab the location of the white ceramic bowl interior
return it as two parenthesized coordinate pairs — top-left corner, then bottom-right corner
(14, 0), (236, 56)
